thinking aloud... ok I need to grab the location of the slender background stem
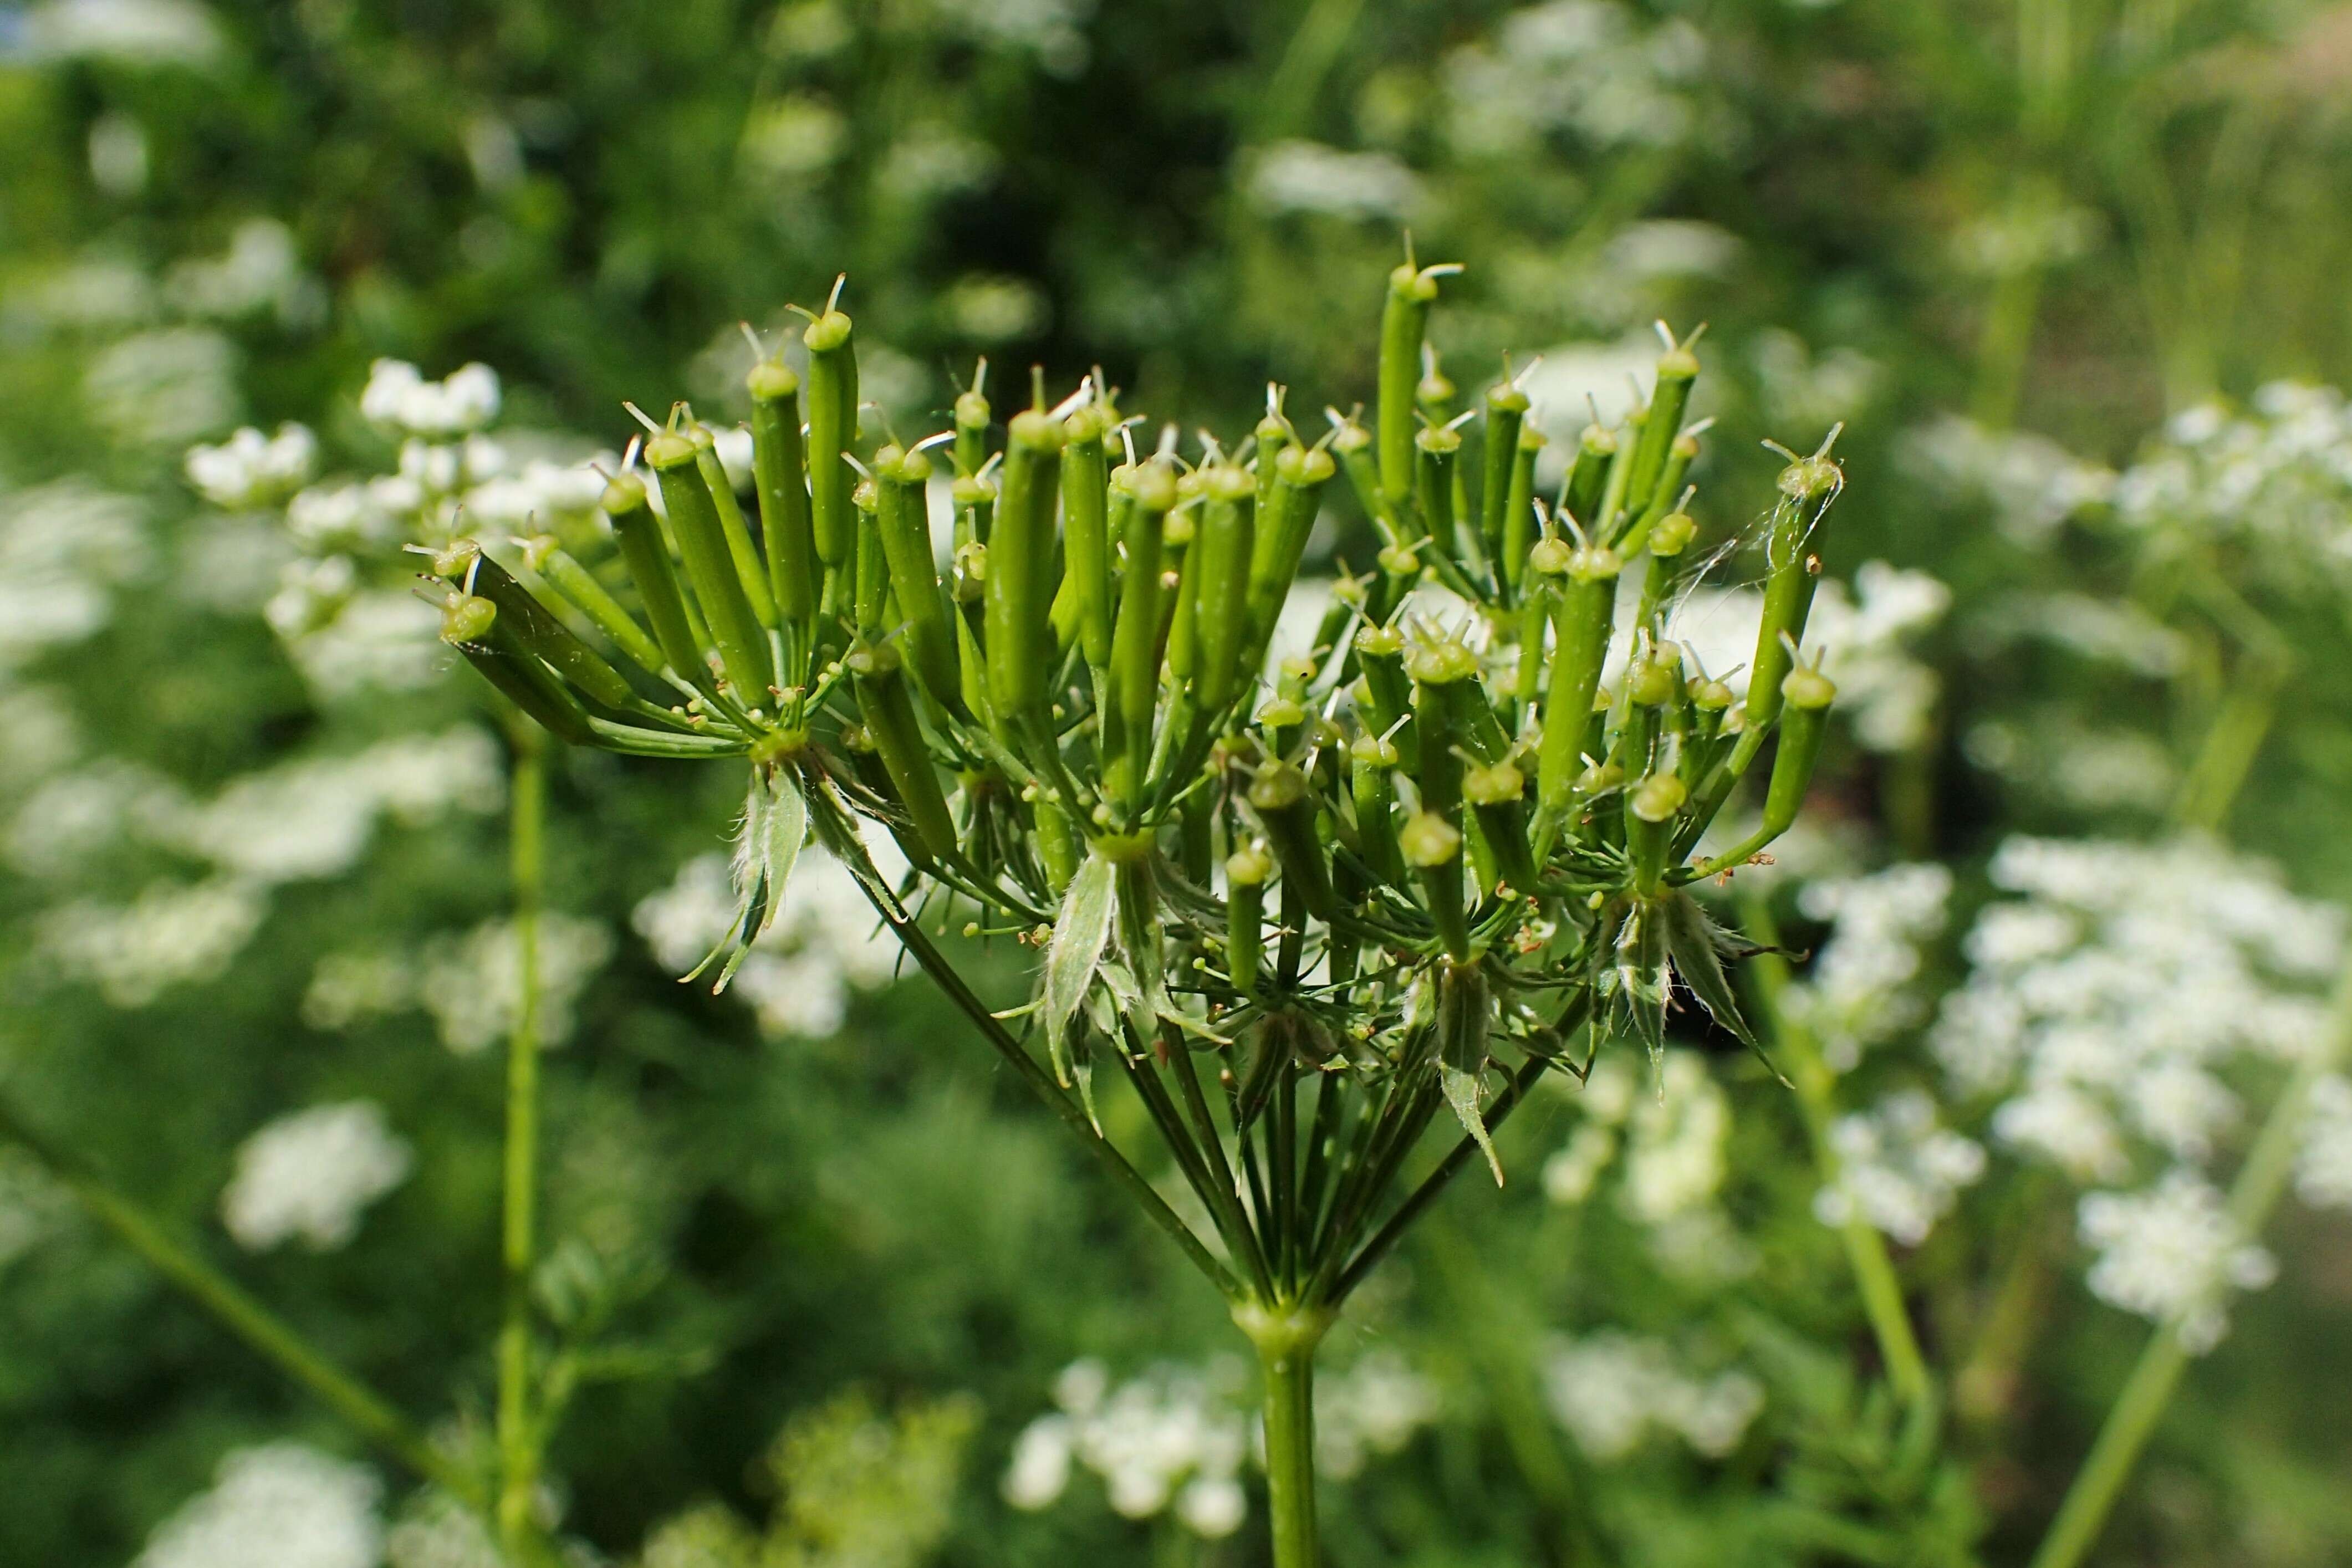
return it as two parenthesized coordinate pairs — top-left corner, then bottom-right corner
(497, 726), (547, 1556)
(2027, 960), (2352, 1568)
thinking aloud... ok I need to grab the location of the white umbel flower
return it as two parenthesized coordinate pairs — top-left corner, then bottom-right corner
(133, 1442), (382, 1568)
(2078, 1169), (2275, 1354)
(1814, 1090), (1986, 1245)
(220, 1101), (413, 1252)
(187, 424), (317, 510)
(359, 359), (501, 437)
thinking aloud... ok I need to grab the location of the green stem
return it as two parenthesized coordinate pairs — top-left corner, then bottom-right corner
(1238, 1302), (1329, 1568)
(2028, 960), (2352, 1568)
(824, 803), (1241, 1297)
(497, 727), (547, 1555)
(0, 1095), (478, 1505)
(1744, 897), (1932, 1411)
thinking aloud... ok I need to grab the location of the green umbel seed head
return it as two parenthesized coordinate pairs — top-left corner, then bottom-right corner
(1778, 454), (1840, 500)
(1403, 636), (1479, 685)
(1649, 511), (1697, 557)
(1226, 845), (1274, 887)
(1783, 664), (1838, 709)
(1399, 811), (1462, 868)
(440, 594), (497, 645)
(1275, 443), (1336, 487)
(1630, 773), (1688, 823)
(1570, 544), (1624, 583)
(1627, 656), (1680, 707)
(1464, 758), (1527, 805)
(747, 359), (799, 402)
(1248, 759), (1310, 812)
(1692, 678), (1735, 712)
(1529, 537), (1574, 576)
(804, 308), (853, 354)
(1389, 262), (1440, 304)
(601, 470), (649, 514)
(1351, 732), (1401, 768)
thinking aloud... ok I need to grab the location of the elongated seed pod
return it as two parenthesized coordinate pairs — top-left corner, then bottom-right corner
(953, 380), (989, 479)
(847, 640), (955, 866)
(1746, 453), (1840, 736)
(1481, 383), (1528, 565)
(1242, 443), (1335, 675)
(1104, 459), (1176, 811)
(1354, 622), (1414, 768)
(1248, 759), (1334, 918)
(983, 407), (1066, 717)
(1254, 407), (1290, 515)
(1620, 429), (1699, 553)
(1407, 636), (1479, 839)
(851, 476), (889, 635)
(521, 535), (668, 680)
(450, 605), (596, 746)
(1534, 542), (1622, 806)
(1400, 810), (1470, 961)
(1502, 423), (1545, 597)
(443, 545), (638, 712)
(871, 444), (959, 708)
(1226, 844), (1272, 993)
(1350, 733), (1406, 886)
(603, 471), (704, 687)
(647, 431), (774, 706)
(1564, 421), (1616, 529)
(1415, 425), (1465, 569)
(1191, 463), (1256, 718)
(690, 424), (776, 629)
(1378, 264), (1443, 504)
(1763, 665), (1836, 830)
(1054, 405), (1113, 669)
(1466, 758), (1538, 896)
(748, 359), (818, 630)
(803, 307), (858, 569)
(1626, 772), (1687, 896)
(1625, 339), (1698, 513)
(1636, 508), (1696, 633)
(1330, 416), (1406, 551)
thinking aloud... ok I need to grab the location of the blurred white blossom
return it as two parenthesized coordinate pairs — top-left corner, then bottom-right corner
(359, 359), (502, 437)
(0, 480), (149, 671)
(1814, 1089), (1985, 1245)
(38, 878), (268, 1005)
(221, 1101), (414, 1251)
(1901, 415), (2115, 545)
(1782, 863), (1951, 1072)
(86, 326), (242, 445)
(188, 423), (319, 510)
(2295, 1074), (2352, 1210)
(1542, 1331), (1762, 1460)
(634, 835), (908, 1039)
(419, 914), (615, 1055)
(2078, 1169), (2275, 1354)
(16, 0), (225, 68)
(132, 1442), (381, 1568)
(1246, 142), (1423, 222)
(1443, 2), (1714, 156)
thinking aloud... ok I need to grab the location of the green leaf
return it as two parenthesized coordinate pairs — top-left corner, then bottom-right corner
(1040, 851), (1118, 1087)
(1442, 1064), (1504, 1186)
(1662, 890), (1788, 1085)
(1606, 901), (1669, 1074)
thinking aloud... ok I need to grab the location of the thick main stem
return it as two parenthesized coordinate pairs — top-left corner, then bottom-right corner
(497, 727), (547, 1555)
(1238, 1302), (1329, 1568)
(2028, 959), (2352, 1568)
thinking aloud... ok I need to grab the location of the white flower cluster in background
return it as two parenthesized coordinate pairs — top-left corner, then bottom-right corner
(1935, 836), (2345, 1352)
(22, 729), (501, 1006)
(385, 1490), (502, 1568)
(186, 423), (319, 510)
(1814, 1090), (1986, 1245)
(1780, 863), (1952, 1073)
(2078, 1169), (2276, 1354)
(1542, 1049), (1754, 1280)
(359, 359), (501, 437)
(2108, 382), (2352, 590)
(0, 479), (149, 675)
(2295, 1074), (2352, 1210)
(1245, 141), (1424, 222)
(220, 1101), (414, 1252)
(132, 1442), (382, 1568)
(632, 836), (909, 1039)
(1900, 415), (2116, 546)
(1002, 1351), (1440, 1539)
(86, 326), (243, 446)
(13, 0), (227, 69)
(304, 912), (614, 1055)
(1002, 1358), (1252, 1538)
(1442, 1), (1717, 156)
(1541, 1331), (1762, 1461)
(203, 359), (631, 700)
(1937, 836), (2341, 1177)
(1659, 562), (1949, 753)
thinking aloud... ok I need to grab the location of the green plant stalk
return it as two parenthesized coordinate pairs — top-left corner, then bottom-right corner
(1743, 896), (1931, 1409)
(2029, 959), (2352, 1568)
(0, 1093), (477, 1504)
(497, 726), (546, 1556)
(1236, 1303), (1329, 1568)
